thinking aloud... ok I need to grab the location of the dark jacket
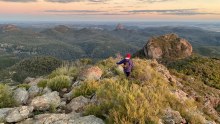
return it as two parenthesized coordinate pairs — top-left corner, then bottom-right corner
(117, 59), (133, 72)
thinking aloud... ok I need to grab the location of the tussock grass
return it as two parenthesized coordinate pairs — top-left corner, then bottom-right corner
(47, 75), (71, 91)
(17, 83), (30, 90)
(0, 84), (17, 108)
(83, 58), (205, 124)
(73, 80), (100, 98)
(37, 79), (48, 88)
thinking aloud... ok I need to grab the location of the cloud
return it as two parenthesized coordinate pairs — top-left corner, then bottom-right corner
(44, 0), (108, 3)
(45, 10), (106, 13)
(0, 0), (108, 2)
(44, 9), (130, 15)
(123, 9), (219, 15)
(0, 0), (36, 2)
(139, 0), (174, 3)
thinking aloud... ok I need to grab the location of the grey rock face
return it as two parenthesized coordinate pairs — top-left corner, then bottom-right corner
(31, 91), (61, 111)
(69, 115), (105, 124)
(28, 85), (40, 98)
(66, 96), (90, 112)
(0, 108), (13, 122)
(13, 88), (29, 105)
(5, 106), (33, 123)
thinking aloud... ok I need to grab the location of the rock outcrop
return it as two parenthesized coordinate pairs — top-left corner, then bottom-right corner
(139, 34), (193, 60)
(5, 106), (33, 123)
(115, 23), (125, 30)
(0, 24), (20, 32)
(30, 91), (61, 110)
(67, 96), (90, 112)
(78, 66), (102, 81)
(0, 108), (13, 122)
(13, 88), (29, 105)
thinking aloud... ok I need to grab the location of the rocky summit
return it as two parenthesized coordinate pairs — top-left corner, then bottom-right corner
(0, 34), (219, 124)
(138, 33), (193, 60)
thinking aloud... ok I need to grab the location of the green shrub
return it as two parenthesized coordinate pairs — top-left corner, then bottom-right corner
(48, 75), (71, 91)
(167, 56), (220, 89)
(12, 56), (62, 82)
(37, 79), (48, 88)
(17, 83), (30, 90)
(0, 84), (17, 108)
(48, 65), (79, 80)
(49, 103), (57, 113)
(73, 80), (100, 98)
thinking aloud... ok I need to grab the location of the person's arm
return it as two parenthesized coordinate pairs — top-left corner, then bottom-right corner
(116, 59), (125, 65)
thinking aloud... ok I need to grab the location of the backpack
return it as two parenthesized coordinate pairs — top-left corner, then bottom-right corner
(123, 59), (133, 70)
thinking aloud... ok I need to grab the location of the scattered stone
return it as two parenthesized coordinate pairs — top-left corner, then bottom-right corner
(31, 91), (61, 111)
(24, 77), (35, 84)
(28, 85), (40, 98)
(17, 118), (34, 124)
(59, 101), (67, 108)
(63, 90), (74, 101)
(61, 88), (68, 92)
(28, 77), (43, 86)
(69, 115), (105, 124)
(42, 87), (52, 94)
(13, 88), (29, 105)
(78, 66), (102, 81)
(162, 108), (186, 124)
(5, 106), (33, 123)
(0, 108), (13, 122)
(171, 89), (189, 102)
(66, 96), (90, 112)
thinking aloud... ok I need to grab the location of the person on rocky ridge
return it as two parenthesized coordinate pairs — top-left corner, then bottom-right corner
(116, 53), (134, 77)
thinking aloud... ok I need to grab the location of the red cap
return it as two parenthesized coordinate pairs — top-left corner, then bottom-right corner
(126, 53), (131, 59)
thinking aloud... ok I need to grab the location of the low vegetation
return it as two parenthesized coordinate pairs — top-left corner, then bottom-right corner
(47, 75), (71, 91)
(167, 56), (220, 89)
(17, 83), (30, 90)
(0, 84), (17, 108)
(37, 79), (48, 88)
(74, 58), (207, 123)
(12, 56), (62, 82)
(73, 80), (100, 98)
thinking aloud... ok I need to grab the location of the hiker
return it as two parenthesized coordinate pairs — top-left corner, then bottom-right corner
(116, 53), (133, 77)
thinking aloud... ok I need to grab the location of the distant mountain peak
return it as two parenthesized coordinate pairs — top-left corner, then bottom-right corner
(54, 25), (70, 33)
(115, 23), (125, 30)
(0, 24), (20, 32)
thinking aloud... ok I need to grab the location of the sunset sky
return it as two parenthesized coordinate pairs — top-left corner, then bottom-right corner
(0, 0), (220, 22)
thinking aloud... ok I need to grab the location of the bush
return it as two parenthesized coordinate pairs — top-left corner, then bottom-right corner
(17, 83), (30, 90)
(0, 84), (17, 108)
(37, 79), (48, 88)
(12, 56), (62, 82)
(73, 80), (100, 98)
(48, 65), (79, 80)
(48, 75), (71, 91)
(167, 56), (220, 89)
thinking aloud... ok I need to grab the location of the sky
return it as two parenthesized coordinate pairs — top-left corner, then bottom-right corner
(0, 0), (220, 22)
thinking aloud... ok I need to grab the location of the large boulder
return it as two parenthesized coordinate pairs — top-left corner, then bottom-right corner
(13, 88), (29, 105)
(70, 115), (105, 124)
(28, 85), (41, 98)
(141, 34), (192, 60)
(5, 106), (33, 123)
(0, 108), (13, 122)
(19, 113), (104, 124)
(30, 91), (61, 110)
(78, 66), (102, 81)
(162, 108), (186, 124)
(66, 96), (90, 112)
